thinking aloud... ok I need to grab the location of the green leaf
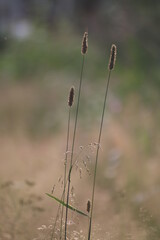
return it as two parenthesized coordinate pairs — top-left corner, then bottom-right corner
(46, 193), (88, 217)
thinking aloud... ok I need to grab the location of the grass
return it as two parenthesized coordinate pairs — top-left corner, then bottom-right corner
(46, 35), (117, 240)
(88, 45), (117, 240)
(65, 33), (87, 240)
(60, 86), (74, 239)
(0, 27), (160, 240)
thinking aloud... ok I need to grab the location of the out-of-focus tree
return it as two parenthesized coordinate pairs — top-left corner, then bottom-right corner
(0, 0), (159, 87)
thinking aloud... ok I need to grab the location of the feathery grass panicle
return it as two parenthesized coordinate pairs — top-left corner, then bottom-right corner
(87, 200), (91, 213)
(68, 86), (75, 107)
(81, 32), (88, 55)
(108, 44), (117, 70)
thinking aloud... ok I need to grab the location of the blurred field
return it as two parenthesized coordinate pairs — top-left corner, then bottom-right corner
(0, 18), (160, 239)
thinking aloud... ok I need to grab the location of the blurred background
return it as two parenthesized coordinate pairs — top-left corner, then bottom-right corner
(0, 0), (160, 239)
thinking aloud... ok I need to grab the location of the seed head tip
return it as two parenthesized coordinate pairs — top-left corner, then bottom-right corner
(108, 44), (117, 70)
(68, 86), (75, 107)
(81, 32), (88, 55)
(87, 200), (91, 213)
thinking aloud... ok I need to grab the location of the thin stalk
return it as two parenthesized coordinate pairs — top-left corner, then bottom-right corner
(51, 85), (74, 240)
(88, 70), (111, 240)
(65, 55), (85, 240)
(50, 142), (86, 240)
(50, 184), (67, 240)
(60, 107), (71, 240)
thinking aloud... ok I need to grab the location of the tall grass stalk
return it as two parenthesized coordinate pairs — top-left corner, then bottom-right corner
(59, 87), (74, 239)
(50, 87), (74, 240)
(50, 134), (85, 240)
(65, 32), (88, 240)
(88, 44), (117, 240)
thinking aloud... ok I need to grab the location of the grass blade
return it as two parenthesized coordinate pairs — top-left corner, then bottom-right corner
(46, 193), (88, 217)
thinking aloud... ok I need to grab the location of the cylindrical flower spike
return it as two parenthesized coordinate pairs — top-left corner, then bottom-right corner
(81, 32), (88, 55)
(68, 86), (75, 107)
(87, 200), (91, 213)
(108, 44), (117, 70)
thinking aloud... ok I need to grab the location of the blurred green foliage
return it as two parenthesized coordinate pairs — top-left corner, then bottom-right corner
(0, 28), (104, 82)
(0, 26), (159, 97)
(0, 24), (159, 137)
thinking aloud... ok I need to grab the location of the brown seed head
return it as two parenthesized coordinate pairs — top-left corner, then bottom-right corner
(68, 86), (75, 107)
(108, 44), (117, 70)
(81, 32), (88, 55)
(87, 200), (91, 213)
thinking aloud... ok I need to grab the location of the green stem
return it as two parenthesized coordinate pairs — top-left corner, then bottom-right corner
(88, 70), (111, 240)
(50, 142), (86, 240)
(60, 107), (71, 239)
(65, 55), (85, 240)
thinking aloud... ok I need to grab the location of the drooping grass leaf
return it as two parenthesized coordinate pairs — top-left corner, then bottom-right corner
(46, 193), (88, 217)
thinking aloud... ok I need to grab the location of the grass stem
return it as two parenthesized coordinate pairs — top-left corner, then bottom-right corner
(88, 70), (111, 240)
(65, 55), (85, 240)
(60, 106), (71, 239)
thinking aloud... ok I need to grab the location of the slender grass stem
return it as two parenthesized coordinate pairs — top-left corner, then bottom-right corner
(50, 32), (88, 240)
(51, 87), (74, 240)
(50, 183), (68, 240)
(88, 70), (111, 240)
(88, 43), (116, 240)
(65, 55), (85, 240)
(59, 107), (71, 240)
(50, 141), (86, 240)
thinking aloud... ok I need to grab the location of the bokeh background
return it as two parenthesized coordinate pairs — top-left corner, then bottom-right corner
(0, 0), (160, 239)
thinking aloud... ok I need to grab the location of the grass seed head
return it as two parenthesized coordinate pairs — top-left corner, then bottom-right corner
(68, 86), (75, 107)
(87, 200), (91, 213)
(108, 44), (117, 70)
(81, 32), (88, 55)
